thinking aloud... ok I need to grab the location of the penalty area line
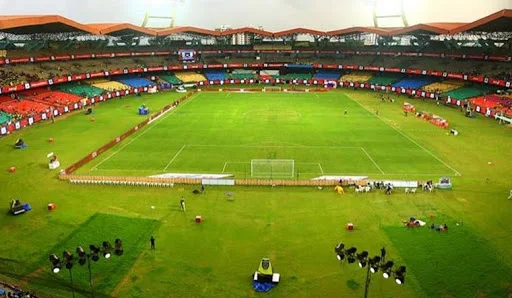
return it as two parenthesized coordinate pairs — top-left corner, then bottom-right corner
(346, 94), (461, 176)
(91, 94), (198, 171)
(163, 145), (187, 171)
(360, 147), (385, 175)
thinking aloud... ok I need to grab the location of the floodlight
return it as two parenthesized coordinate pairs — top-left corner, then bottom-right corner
(102, 241), (112, 259)
(394, 266), (406, 285)
(89, 245), (100, 262)
(382, 261), (394, 278)
(76, 246), (87, 266)
(49, 254), (61, 273)
(334, 243), (345, 254)
(62, 250), (74, 269)
(369, 256), (381, 273)
(114, 239), (124, 256)
(357, 251), (369, 268)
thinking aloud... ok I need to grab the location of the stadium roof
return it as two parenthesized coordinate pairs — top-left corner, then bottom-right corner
(391, 23), (467, 36)
(0, 15), (99, 34)
(326, 27), (395, 37)
(0, 9), (510, 37)
(88, 23), (157, 36)
(220, 27), (274, 38)
(157, 26), (220, 37)
(274, 28), (327, 37)
(450, 9), (512, 33)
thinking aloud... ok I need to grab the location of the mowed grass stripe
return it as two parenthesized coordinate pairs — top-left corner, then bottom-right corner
(91, 92), (454, 178)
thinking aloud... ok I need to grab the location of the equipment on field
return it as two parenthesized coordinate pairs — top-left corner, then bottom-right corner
(263, 86), (282, 92)
(253, 258), (280, 292)
(435, 177), (452, 190)
(138, 104), (149, 115)
(250, 159), (294, 178)
(9, 199), (31, 215)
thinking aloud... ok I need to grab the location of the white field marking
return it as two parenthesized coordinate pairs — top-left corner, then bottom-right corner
(91, 94), (198, 171)
(163, 145), (187, 171)
(318, 163), (325, 174)
(314, 93), (320, 99)
(347, 94), (462, 176)
(222, 162), (228, 173)
(360, 147), (385, 175)
(187, 144), (361, 149)
(242, 111), (302, 117)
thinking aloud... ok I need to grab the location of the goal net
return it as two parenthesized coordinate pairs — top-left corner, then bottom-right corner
(263, 86), (282, 92)
(251, 159), (294, 178)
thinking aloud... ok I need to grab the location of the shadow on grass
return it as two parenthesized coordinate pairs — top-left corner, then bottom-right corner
(383, 221), (512, 297)
(18, 213), (160, 297)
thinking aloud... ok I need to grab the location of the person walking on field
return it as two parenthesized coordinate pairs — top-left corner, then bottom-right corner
(180, 198), (186, 211)
(508, 189), (512, 200)
(150, 236), (155, 250)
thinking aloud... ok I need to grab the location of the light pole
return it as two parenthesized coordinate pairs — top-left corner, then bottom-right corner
(334, 243), (406, 298)
(50, 239), (123, 298)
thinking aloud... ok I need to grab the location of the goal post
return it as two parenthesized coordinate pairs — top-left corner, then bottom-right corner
(250, 159), (295, 178)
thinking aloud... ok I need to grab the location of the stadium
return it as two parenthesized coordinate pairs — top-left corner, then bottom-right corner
(0, 0), (511, 297)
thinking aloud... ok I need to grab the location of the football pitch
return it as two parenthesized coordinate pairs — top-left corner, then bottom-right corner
(80, 91), (459, 179)
(1, 89), (511, 298)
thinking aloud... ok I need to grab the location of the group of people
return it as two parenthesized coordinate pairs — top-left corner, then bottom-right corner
(430, 223), (448, 232)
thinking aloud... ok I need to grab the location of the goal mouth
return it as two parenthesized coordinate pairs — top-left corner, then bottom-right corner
(251, 159), (295, 178)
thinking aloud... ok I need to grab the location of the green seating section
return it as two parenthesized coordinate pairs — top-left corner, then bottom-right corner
(272, 73), (312, 80)
(230, 73), (256, 80)
(159, 75), (182, 85)
(55, 83), (104, 98)
(0, 111), (11, 124)
(443, 85), (497, 100)
(369, 74), (403, 85)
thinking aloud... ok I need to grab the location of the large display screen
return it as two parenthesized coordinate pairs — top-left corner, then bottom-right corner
(178, 49), (196, 62)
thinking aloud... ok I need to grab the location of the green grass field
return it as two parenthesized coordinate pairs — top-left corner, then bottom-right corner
(79, 92), (459, 179)
(0, 88), (511, 298)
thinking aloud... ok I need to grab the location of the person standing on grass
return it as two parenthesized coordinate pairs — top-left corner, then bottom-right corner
(201, 185), (205, 194)
(180, 198), (186, 211)
(150, 236), (155, 250)
(508, 190), (512, 200)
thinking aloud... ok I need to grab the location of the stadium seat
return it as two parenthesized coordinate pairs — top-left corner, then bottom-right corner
(443, 85), (497, 100)
(55, 83), (104, 98)
(368, 74), (403, 85)
(392, 77), (437, 89)
(175, 72), (207, 83)
(340, 72), (373, 83)
(204, 70), (228, 81)
(423, 80), (465, 93)
(87, 80), (131, 91)
(159, 75), (182, 85)
(313, 71), (341, 80)
(116, 77), (155, 88)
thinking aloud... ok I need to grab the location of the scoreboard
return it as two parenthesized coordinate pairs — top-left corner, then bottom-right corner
(178, 49), (196, 63)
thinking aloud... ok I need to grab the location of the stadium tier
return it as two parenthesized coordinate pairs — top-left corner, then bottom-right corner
(28, 91), (82, 106)
(54, 82), (104, 98)
(204, 70), (228, 81)
(86, 79), (131, 91)
(230, 72), (256, 80)
(159, 75), (182, 85)
(443, 85), (497, 100)
(273, 73), (313, 80)
(0, 111), (11, 124)
(340, 72), (373, 83)
(0, 99), (49, 116)
(392, 77), (437, 89)
(313, 71), (341, 80)
(368, 74), (403, 85)
(116, 77), (155, 88)
(175, 72), (207, 83)
(422, 80), (465, 93)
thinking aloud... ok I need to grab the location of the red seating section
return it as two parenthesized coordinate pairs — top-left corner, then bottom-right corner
(0, 100), (50, 116)
(29, 91), (82, 106)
